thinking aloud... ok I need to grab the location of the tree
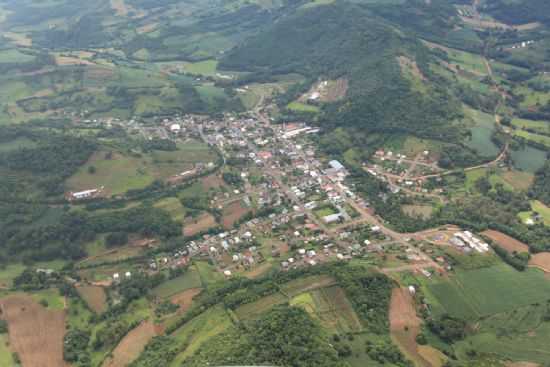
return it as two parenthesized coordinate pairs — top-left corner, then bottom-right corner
(88, 165), (97, 174)
(105, 232), (129, 247)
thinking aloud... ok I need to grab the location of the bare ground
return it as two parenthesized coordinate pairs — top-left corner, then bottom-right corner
(0, 295), (68, 367)
(103, 321), (158, 367)
(184, 213), (217, 237)
(482, 230), (529, 253)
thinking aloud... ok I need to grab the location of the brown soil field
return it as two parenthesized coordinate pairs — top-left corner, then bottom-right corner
(103, 321), (157, 367)
(398, 56), (426, 81)
(390, 287), (437, 367)
(76, 285), (107, 313)
(0, 295), (68, 367)
(245, 263), (273, 279)
(170, 288), (202, 313)
(222, 201), (250, 228)
(324, 78), (348, 101)
(184, 213), (217, 237)
(482, 230), (529, 253)
(529, 253), (550, 273)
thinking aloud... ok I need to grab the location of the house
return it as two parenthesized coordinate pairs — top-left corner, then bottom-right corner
(323, 213), (342, 224)
(72, 189), (98, 200)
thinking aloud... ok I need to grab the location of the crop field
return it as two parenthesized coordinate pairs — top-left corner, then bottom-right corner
(515, 85), (550, 109)
(181, 60), (218, 76)
(76, 285), (107, 313)
(481, 230), (529, 253)
(103, 321), (157, 367)
(170, 305), (232, 366)
(152, 266), (202, 298)
(500, 170), (534, 191)
(447, 49), (488, 75)
(170, 288), (202, 314)
(0, 263), (26, 288)
(308, 286), (362, 333)
(280, 274), (336, 297)
(0, 295), (66, 367)
(529, 253), (550, 273)
(424, 264), (550, 319)
(510, 145), (547, 173)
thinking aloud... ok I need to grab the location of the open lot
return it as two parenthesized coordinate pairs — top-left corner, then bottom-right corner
(529, 253), (550, 273)
(183, 213), (217, 237)
(0, 295), (67, 367)
(222, 200), (250, 228)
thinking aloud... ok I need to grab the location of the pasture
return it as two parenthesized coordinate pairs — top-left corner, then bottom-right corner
(194, 261), (224, 287)
(0, 334), (15, 366)
(152, 266), (202, 298)
(463, 107), (499, 157)
(154, 197), (186, 222)
(183, 213), (217, 237)
(422, 264), (550, 319)
(514, 130), (550, 148)
(0, 295), (66, 367)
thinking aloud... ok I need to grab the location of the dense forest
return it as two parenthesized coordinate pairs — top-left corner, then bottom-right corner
(484, 0), (550, 25)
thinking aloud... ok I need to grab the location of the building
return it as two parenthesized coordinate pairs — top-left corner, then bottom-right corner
(323, 213), (342, 224)
(329, 160), (344, 171)
(72, 189), (98, 200)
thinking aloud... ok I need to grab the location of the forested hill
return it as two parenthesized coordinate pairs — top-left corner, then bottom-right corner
(484, 0), (550, 25)
(221, 2), (463, 141)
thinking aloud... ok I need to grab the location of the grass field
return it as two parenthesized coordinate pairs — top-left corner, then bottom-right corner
(510, 145), (547, 173)
(423, 264), (550, 319)
(287, 101), (320, 113)
(153, 197), (186, 222)
(532, 200), (550, 225)
(31, 288), (65, 310)
(0, 263), (25, 288)
(447, 49), (488, 75)
(170, 305), (232, 366)
(512, 117), (550, 135)
(514, 130), (550, 148)
(235, 292), (288, 320)
(0, 334), (15, 366)
(152, 266), (202, 298)
(280, 275), (336, 297)
(181, 60), (218, 76)
(0, 49), (35, 63)
(194, 261), (224, 287)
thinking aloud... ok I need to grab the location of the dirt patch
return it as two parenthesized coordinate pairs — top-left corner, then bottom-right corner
(245, 263), (273, 279)
(170, 288), (202, 313)
(529, 253), (550, 273)
(184, 213), (217, 237)
(77, 285), (107, 313)
(482, 230), (529, 253)
(505, 363), (540, 367)
(418, 346), (447, 367)
(0, 295), (68, 367)
(390, 288), (439, 367)
(222, 201), (250, 229)
(103, 320), (157, 367)
(299, 79), (348, 103)
(111, 0), (129, 16)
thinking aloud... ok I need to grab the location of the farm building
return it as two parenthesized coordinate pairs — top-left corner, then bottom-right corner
(72, 189), (98, 200)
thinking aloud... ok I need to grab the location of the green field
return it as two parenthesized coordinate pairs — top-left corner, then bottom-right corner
(512, 117), (550, 135)
(423, 264), (550, 320)
(31, 288), (65, 310)
(152, 266), (202, 298)
(0, 263), (25, 287)
(0, 49), (35, 63)
(234, 292), (288, 320)
(182, 60), (218, 76)
(153, 197), (187, 222)
(287, 101), (320, 113)
(464, 107), (500, 157)
(447, 48), (488, 75)
(514, 129), (550, 148)
(0, 334), (15, 366)
(170, 305), (233, 366)
(510, 145), (547, 173)
(531, 200), (550, 225)
(194, 261), (224, 287)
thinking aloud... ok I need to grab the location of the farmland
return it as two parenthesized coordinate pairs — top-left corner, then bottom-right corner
(76, 285), (108, 313)
(421, 264), (550, 319)
(103, 321), (157, 367)
(152, 266), (202, 298)
(481, 230), (529, 253)
(0, 295), (67, 367)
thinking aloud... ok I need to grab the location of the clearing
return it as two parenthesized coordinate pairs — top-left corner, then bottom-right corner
(529, 253), (550, 273)
(0, 295), (67, 367)
(222, 200), (250, 228)
(170, 288), (202, 314)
